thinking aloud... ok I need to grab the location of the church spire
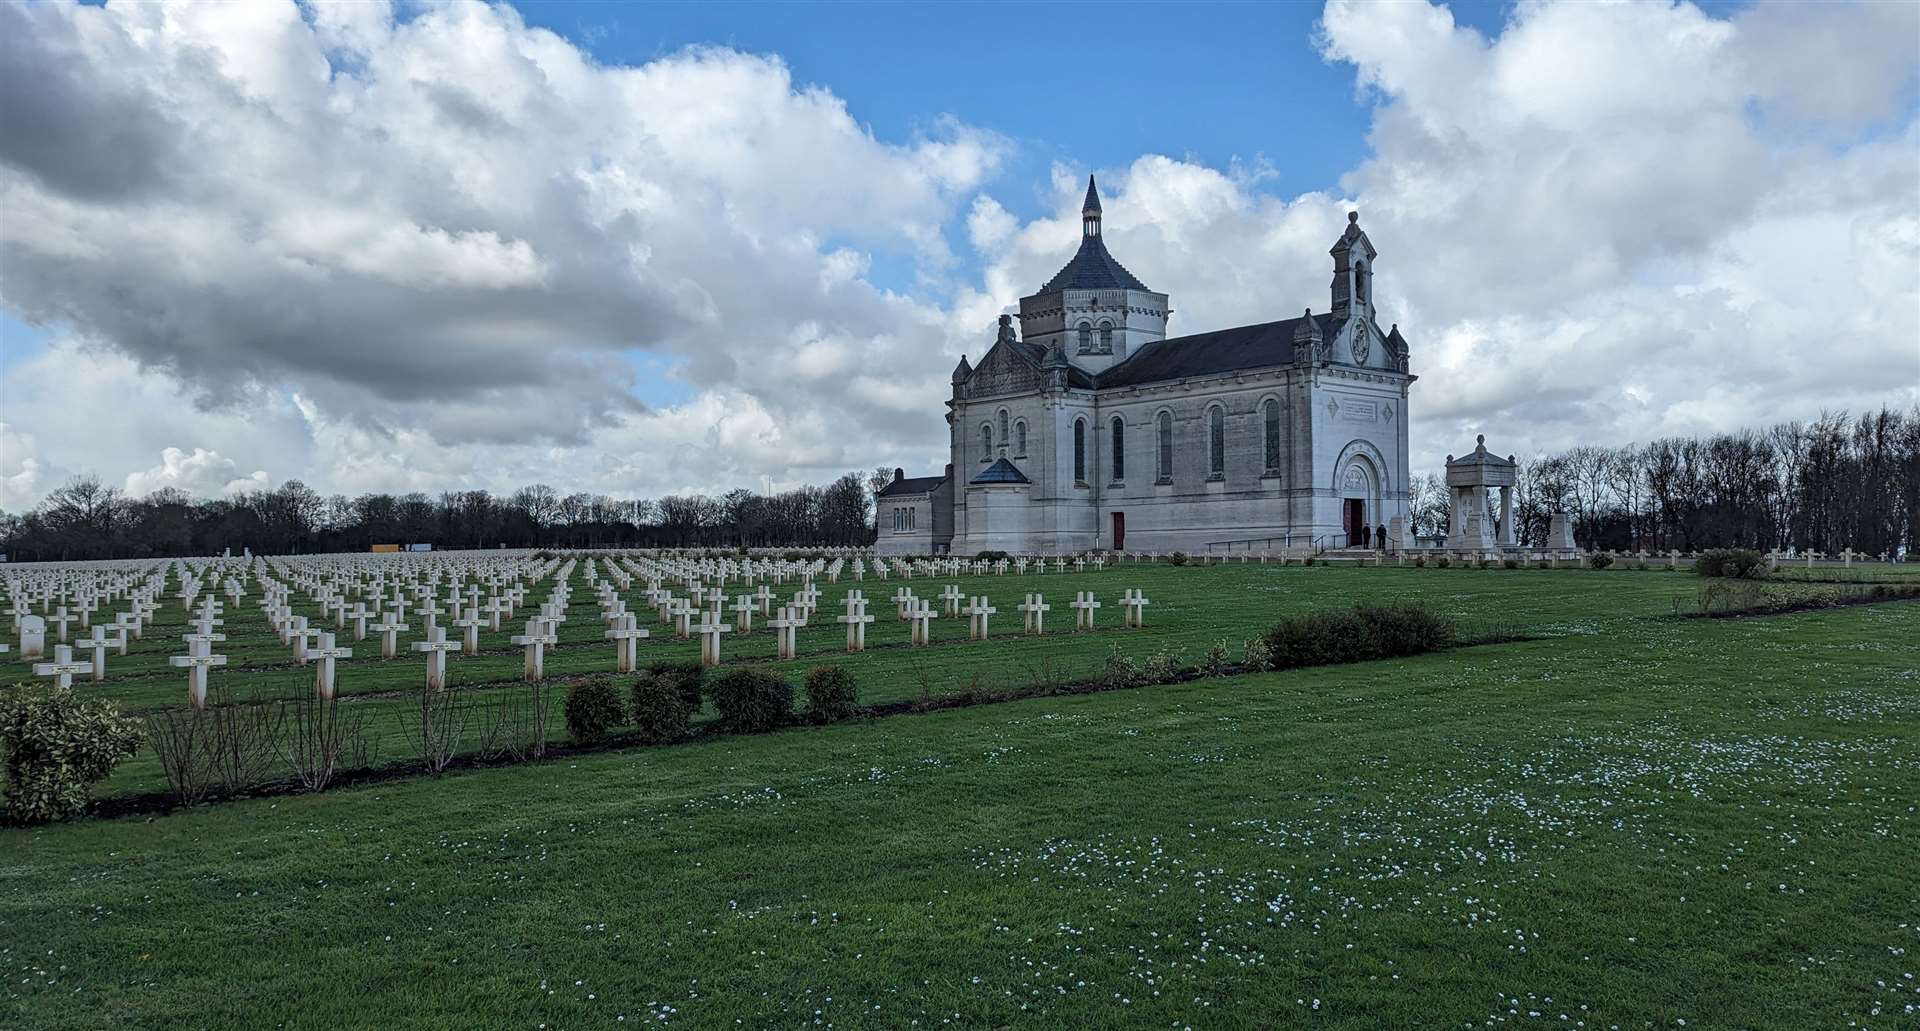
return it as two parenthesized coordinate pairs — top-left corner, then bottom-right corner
(1081, 175), (1102, 238)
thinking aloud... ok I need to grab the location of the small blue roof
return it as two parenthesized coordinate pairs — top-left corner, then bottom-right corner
(969, 458), (1031, 485)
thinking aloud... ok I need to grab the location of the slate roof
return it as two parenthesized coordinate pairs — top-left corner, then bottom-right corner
(876, 475), (947, 498)
(1037, 234), (1152, 293)
(969, 458), (1031, 485)
(1095, 311), (1344, 388)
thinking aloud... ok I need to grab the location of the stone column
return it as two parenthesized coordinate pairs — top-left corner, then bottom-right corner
(1499, 486), (1514, 546)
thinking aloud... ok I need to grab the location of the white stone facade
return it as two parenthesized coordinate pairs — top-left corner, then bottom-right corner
(887, 183), (1416, 557)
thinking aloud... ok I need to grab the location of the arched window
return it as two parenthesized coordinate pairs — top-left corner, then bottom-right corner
(908, 508), (916, 530)
(1076, 322), (1093, 354)
(997, 410), (1009, 447)
(980, 423), (992, 461)
(1207, 405), (1226, 479)
(1014, 420), (1027, 457)
(1263, 399), (1282, 472)
(1098, 322), (1114, 354)
(1156, 411), (1173, 481)
(1073, 418), (1087, 483)
(1354, 261), (1368, 305)
(1110, 417), (1125, 482)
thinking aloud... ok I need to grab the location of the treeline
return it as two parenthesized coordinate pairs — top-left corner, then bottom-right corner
(1406, 407), (1920, 555)
(0, 470), (888, 561)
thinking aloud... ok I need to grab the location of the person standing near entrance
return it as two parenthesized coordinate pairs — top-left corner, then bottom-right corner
(1376, 523), (1388, 552)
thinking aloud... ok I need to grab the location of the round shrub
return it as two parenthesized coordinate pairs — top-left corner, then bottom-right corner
(710, 668), (794, 734)
(1588, 553), (1615, 570)
(563, 677), (626, 746)
(1166, 551), (1190, 567)
(802, 666), (860, 724)
(1099, 647), (1144, 688)
(643, 660), (706, 712)
(629, 671), (692, 744)
(1435, 556), (1452, 569)
(1503, 558), (1521, 569)
(1, 686), (142, 825)
(1696, 548), (1765, 580)
(1141, 649), (1185, 683)
(1355, 602), (1456, 658)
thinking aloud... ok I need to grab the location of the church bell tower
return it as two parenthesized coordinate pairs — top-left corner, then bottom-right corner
(1015, 176), (1171, 377)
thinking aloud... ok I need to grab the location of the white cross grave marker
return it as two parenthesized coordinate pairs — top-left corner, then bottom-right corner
(310, 631), (353, 700)
(908, 599), (937, 647)
(412, 625), (460, 691)
(1019, 593), (1050, 635)
(1070, 591), (1102, 631)
(963, 596), (997, 640)
(373, 613), (410, 660)
(838, 591), (874, 652)
(34, 643), (94, 691)
(605, 611), (649, 673)
(695, 614), (732, 668)
(766, 606), (800, 661)
(509, 617), (556, 682)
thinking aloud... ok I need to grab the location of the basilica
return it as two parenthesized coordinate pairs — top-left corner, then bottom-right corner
(876, 178), (1414, 556)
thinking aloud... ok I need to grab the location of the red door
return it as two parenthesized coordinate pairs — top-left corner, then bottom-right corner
(1111, 512), (1126, 551)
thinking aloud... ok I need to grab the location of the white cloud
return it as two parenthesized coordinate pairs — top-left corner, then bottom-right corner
(967, 0), (1918, 472)
(0, 0), (1006, 501)
(0, 0), (1913, 510)
(124, 447), (270, 499)
(0, 423), (48, 511)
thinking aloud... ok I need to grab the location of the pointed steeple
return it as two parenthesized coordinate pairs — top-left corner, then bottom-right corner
(1081, 175), (1102, 238)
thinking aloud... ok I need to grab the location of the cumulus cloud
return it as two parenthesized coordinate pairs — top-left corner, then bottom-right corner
(123, 447), (270, 499)
(0, 423), (49, 511)
(0, 0), (1004, 489)
(970, 0), (1918, 468)
(0, 0), (1914, 509)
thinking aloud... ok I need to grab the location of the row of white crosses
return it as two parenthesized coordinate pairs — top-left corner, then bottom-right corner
(15, 551), (1151, 693)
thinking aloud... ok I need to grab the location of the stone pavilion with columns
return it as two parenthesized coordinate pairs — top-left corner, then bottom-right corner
(875, 177), (1416, 556)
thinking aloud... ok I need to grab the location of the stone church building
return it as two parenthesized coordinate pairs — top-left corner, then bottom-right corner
(876, 178), (1414, 556)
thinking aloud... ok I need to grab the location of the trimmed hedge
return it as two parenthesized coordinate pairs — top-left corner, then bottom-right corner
(1258, 602), (1455, 672)
(802, 666), (860, 724)
(563, 678), (626, 746)
(711, 668), (794, 733)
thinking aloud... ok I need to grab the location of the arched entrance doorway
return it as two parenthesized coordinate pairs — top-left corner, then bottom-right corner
(1339, 460), (1378, 548)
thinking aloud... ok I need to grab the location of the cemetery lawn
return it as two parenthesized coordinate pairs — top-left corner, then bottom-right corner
(34, 564), (1865, 802)
(5, 575), (1917, 1028)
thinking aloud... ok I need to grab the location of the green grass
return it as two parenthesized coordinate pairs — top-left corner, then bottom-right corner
(17, 563), (1712, 802)
(3, 565), (1917, 1028)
